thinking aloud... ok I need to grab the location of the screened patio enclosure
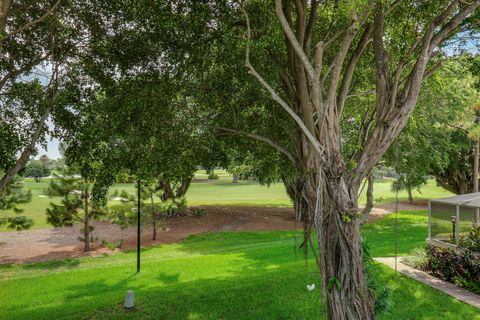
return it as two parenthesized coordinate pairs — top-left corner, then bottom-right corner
(428, 193), (480, 250)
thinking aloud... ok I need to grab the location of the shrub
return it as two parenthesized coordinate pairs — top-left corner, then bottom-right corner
(207, 173), (219, 180)
(402, 247), (429, 271)
(459, 224), (480, 252)
(362, 240), (392, 313)
(191, 208), (207, 217)
(101, 239), (124, 250)
(426, 246), (480, 294)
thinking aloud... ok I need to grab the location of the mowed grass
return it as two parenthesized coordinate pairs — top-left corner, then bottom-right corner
(358, 179), (452, 204)
(363, 210), (430, 257)
(1, 226), (479, 320)
(0, 172), (452, 231)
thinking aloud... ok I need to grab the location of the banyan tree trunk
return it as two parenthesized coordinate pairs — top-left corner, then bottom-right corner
(407, 188), (413, 203)
(360, 173), (374, 224)
(151, 194), (157, 240)
(308, 172), (375, 320)
(152, 215), (157, 240)
(159, 176), (193, 217)
(283, 176), (316, 257)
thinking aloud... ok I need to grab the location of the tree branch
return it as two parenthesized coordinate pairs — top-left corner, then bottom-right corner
(337, 24), (373, 115)
(274, 0), (315, 81)
(0, 58), (60, 194)
(423, 61), (444, 80)
(240, 5), (324, 157)
(0, 54), (50, 91)
(430, 0), (480, 50)
(350, 0), (480, 188)
(1, 0), (62, 43)
(211, 126), (297, 166)
(304, 0), (319, 56)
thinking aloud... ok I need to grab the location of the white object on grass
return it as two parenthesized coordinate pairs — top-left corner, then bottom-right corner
(124, 290), (135, 309)
(111, 196), (129, 201)
(307, 284), (315, 291)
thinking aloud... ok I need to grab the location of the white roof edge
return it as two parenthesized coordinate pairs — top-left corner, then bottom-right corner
(430, 192), (480, 207)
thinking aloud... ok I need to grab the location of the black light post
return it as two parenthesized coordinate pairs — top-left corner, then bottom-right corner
(137, 179), (141, 273)
(451, 215), (456, 244)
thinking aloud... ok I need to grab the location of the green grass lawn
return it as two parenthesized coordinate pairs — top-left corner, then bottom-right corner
(1, 219), (478, 319)
(363, 210), (430, 257)
(0, 174), (452, 231)
(358, 179), (452, 204)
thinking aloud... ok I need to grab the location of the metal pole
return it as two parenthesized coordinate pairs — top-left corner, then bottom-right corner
(455, 205), (460, 246)
(427, 201), (431, 240)
(394, 191), (399, 273)
(137, 179), (141, 273)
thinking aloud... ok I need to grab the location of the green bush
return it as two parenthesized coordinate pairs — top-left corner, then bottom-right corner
(101, 239), (124, 250)
(426, 246), (480, 294)
(460, 224), (480, 252)
(207, 173), (219, 180)
(362, 240), (392, 313)
(191, 208), (207, 217)
(403, 247), (429, 270)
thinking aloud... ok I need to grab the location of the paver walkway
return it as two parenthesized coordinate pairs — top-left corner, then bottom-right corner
(375, 257), (480, 309)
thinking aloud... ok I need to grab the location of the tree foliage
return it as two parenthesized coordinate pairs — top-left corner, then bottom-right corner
(46, 170), (107, 251)
(0, 175), (33, 230)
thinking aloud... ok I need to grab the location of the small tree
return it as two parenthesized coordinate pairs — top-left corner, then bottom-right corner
(111, 183), (183, 241)
(24, 160), (51, 181)
(391, 174), (426, 204)
(0, 175), (33, 230)
(39, 154), (50, 168)
(141, 181), (165, 241)
(46, 171), (106, 252)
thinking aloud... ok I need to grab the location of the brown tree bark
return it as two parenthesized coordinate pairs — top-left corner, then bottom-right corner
(83, 180), (90, 252)
(434, 168), (472, 195)
(283, 174), (315, 253)
(158, 176), (193, 217)
(0, 0), (12, 34)
(151, 193), (157, 240)
(407, 188), (413, 204)
(0, 107), (50, 195)
(360, 173), (374, 224)
(232, 174), (239, 183)
(0, 57), (60, 195)
(317, 182), (375, 319)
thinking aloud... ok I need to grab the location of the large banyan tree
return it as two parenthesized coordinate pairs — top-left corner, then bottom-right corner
(229, 1), (480, 319)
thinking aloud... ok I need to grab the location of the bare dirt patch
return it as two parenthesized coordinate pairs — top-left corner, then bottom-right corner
(360, 200), (427, 223)
(0, 202), (414, 264)
(0, 206), (297, 264)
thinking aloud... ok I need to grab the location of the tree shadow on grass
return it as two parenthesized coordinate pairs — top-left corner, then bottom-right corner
(375, 264), (480, 320)
(4, 233), (480, 320)
(156, 271), (181, 285)
(22, 258), (81, 270)
(9, 264), (324, 320)
(8, 262), (479, 320)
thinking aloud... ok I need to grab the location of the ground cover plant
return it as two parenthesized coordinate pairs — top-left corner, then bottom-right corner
(426, 246), (480, 294)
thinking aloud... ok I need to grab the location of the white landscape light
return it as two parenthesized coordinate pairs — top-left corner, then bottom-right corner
(124, 290), (135, 309)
